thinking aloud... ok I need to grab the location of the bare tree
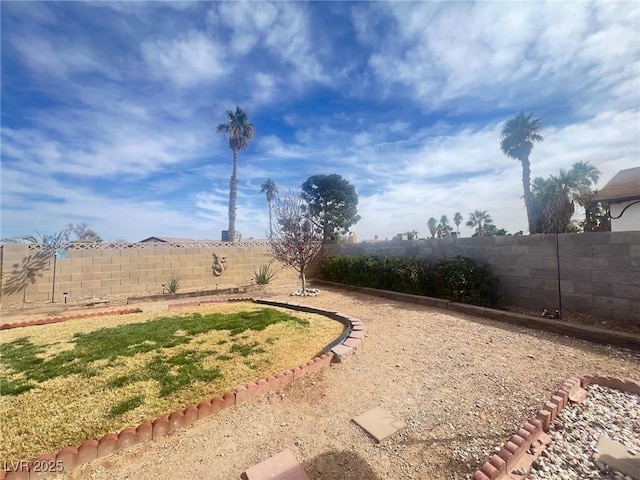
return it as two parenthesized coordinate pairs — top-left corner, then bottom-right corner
(64, 222), (102, 243)
(269, 189), (323, 294)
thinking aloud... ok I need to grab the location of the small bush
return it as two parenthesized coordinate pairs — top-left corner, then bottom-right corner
(253, 262), (277, 285)
(165, 272), (183, 293)
(320, 254), (501, 307)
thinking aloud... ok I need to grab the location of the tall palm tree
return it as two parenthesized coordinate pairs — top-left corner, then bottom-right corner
(453, 212), (463, 235)
(217, 106), (255, 242)
(260, 179), (278, 237)
(427, 217), (437, 238)
(466, 210), (493, 237)
(500, 112), (544, 235)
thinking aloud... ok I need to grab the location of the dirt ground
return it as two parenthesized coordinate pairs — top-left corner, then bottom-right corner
(4, 282), (640, 480)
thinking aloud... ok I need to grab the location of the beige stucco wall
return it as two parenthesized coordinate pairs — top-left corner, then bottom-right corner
(0, 242), (300, 306)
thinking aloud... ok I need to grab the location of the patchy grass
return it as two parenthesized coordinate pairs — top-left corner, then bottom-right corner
(108, 395), (144, 419)
(0, 302), (342, 464)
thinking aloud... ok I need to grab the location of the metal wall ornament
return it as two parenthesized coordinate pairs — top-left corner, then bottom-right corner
(212, 253), (227, 276)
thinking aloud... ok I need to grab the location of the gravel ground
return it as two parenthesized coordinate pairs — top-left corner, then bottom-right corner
(7, 282), (640, 480)
(530, 384), (639, 480)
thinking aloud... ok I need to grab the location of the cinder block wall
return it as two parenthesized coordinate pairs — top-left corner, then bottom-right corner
(0, 242), (300, 306)
(325, 232), (640, 324)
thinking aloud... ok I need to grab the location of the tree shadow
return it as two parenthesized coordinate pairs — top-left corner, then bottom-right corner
(302, 449), (382, 480)
(1, 247), (51, 301)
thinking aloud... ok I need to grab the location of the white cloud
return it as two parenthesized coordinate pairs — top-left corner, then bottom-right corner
(11, 35), (117, 80)
(359, 2), (639, 112)
(141, 31), (227, 87)
(212, 1), (325, 87)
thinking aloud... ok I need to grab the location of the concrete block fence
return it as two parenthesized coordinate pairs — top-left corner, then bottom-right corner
(0, 299), (365, 479)
(325, 231), (640, 325)
(0, 241), (304, 307)
(472, 376), (640, 480)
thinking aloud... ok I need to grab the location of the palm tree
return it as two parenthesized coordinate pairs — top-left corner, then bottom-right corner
(427, 217), (437, 238)
(571, 161), (600, 189)
(260, 179), (278, 237)
(437, 215), (452, 238)
(500, 112), (544, 235)
(453, 212), (463, 235)
(466, 210), (493, 237)
(217, 106), (255, 242)
(531, 170), (578, 233)
(570, 161), (600, 232)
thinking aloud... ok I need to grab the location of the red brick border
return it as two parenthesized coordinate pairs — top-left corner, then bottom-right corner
(0, 308), (143, 331)
(472, 375), (640, 480)
(0, 299), (363, 480)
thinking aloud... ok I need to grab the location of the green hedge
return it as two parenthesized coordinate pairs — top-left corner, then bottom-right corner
(320, 254), (501, 307)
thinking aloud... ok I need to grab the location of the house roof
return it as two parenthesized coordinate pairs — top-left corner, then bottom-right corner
(139, 236), (196, 243)
(592, 167), (640, 203)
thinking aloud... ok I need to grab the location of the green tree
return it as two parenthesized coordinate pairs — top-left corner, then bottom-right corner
(570, 161), (602, 232)
(405, 230), (418, 240)
(453, 212), (463, 235)
(301, 174), (361, 243)
(427, 217), (437, 238)
(466, 210), (493, 237)
(531, 170), (578, 233)
(217, 106), (255, 242)
(437, 215), (452, 238)
(532, 162), (604, 233)
(269, 189), (323, 294)
(260, 179), (279, 238)
(500, 112), (544, 235)
(482, 224), (509, 236)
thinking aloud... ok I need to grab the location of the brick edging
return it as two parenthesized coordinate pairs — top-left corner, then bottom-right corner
(472, 375), (640, 480)
(167, 296), (255, 309)
(1, 299), (365, 480)
(0, 308), (143, 331)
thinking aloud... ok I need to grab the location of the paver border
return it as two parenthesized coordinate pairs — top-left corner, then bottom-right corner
(472, 376), (640, 480)
(0, 298), (364, 480)
(0, 308), (143, 331)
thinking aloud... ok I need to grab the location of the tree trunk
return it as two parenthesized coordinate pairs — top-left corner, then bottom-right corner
(228, 148), (238, 242)
(323, 206), (329, 243)
(520, 156), (537, 234)
(268, 201), (273, 238)
(301, 269), (306, 294)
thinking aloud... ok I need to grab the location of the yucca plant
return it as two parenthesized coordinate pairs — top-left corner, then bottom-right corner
(165, 272), (183, 294)
(253, 263), (277, 285)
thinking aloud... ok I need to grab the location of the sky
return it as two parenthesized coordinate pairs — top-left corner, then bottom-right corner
(1, 1), (639, 242)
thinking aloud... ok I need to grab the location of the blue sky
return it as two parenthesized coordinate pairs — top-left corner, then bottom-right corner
(1, 1), (638, 241)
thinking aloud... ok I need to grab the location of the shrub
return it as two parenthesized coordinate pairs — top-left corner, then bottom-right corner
(253, 262), (277, 285)
(165, 272), (183, 294)
(320, 254), (500, 307)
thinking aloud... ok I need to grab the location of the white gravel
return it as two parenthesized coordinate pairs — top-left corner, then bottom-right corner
(530, 384), (640, 480)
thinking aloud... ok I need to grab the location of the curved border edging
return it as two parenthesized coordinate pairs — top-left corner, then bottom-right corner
(472, 376), (640, 480)
(313, 280), (640, 350)
(0, 298), (365, 480)
(0, 308), (143, 331)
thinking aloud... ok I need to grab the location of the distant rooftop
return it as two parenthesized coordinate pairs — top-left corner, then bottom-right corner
(592, 167), (640, 203)
(138, 236), (196, 243)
